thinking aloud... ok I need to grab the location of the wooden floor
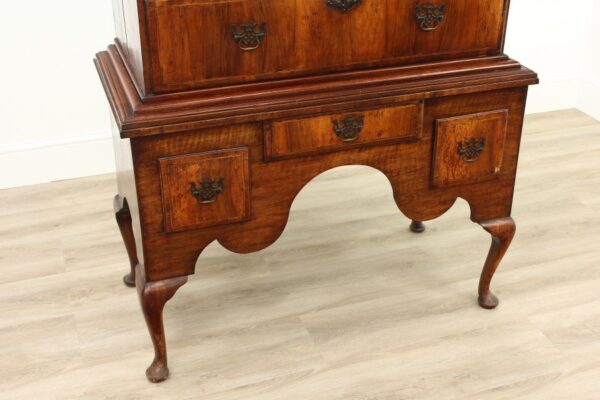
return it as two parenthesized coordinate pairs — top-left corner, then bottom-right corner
(1, 109), (599, 399)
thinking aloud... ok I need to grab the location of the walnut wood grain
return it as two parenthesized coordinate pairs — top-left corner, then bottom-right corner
(265, 101), (423, 160)
(477, 217), (516, 309)
(123, 87), (528, 282)
(113, 195), (138, 287)
(95, 47), (537, 137)
(106, 87), (530, 383)
(432, 110), (508, 188)
(158, 148), (251, 232)
(117, 0), (509, 94)
(136, 265), (188, 383)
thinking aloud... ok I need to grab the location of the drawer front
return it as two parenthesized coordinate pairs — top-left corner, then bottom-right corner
(432, 110), (508, 188)
(145, 0), (507, 92)
(159, 148), (250, 232)
(265, 102), (423, 159)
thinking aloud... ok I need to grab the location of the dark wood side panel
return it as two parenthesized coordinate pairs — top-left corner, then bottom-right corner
(112, 114), (144, 266)
(114, 0), (151, 96)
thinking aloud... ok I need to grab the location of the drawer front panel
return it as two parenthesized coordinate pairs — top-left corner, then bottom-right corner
(146, 0), (507, 92)
(159, 148), (250, 232)
(432, 110), (508, 188)
(265, 102), (423, 159)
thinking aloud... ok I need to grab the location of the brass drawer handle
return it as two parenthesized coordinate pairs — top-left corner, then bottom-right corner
(190, 178), (224, 204)
(325, 0), (362, 13)
(231, 22), (266, 51)
(458, 138), (486, 163)
(332, 115), (365, 142)
(415, 3), (446, 31)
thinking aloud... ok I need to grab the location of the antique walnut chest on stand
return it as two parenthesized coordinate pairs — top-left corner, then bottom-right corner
(95, 0), (538, 382)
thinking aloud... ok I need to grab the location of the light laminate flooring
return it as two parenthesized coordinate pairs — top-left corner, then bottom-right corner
(1, 109), (599, 399)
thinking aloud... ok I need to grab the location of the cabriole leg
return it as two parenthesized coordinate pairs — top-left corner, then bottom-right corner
(136, 266), (188, 383)
(477, 217), (516, 309)
(114, 195), (138, 287)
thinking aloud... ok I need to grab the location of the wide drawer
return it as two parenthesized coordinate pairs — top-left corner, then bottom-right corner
(158, 148), (251, 232)
(145, 0), (508, 92)
(265, 102), (423, 159)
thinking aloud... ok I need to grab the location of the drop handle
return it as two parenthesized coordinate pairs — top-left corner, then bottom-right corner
(190, 178), (224, 204)
(457, 138), (486, 163)
(231, 22), (266, 51)
(415, 3), (447, 31)
(332, 114), (365, 142)
(325, 0), (363, 13)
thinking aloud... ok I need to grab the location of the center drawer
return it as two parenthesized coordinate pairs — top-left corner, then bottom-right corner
(145, 0), (508, 92)
(264, 101), (423, 160)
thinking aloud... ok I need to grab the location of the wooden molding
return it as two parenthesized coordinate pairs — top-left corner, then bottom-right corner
(95, 44), (537, 138)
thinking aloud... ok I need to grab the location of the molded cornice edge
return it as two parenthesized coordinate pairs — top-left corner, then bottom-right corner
(95, 44), (538, 138)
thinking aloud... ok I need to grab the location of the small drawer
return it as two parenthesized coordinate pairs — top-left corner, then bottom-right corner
(158, 148), (250, 233)
(265, 102), (423, 160)
(432, 110), (508, 188)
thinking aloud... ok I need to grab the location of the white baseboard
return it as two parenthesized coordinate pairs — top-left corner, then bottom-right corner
(577, 80), (600, 121)
(1, 79), (598, 190)
(0, 134), (115, 190)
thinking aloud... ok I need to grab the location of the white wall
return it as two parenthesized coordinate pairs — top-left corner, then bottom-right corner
(505, 0), (600, 119)
(0, 1), (115, 189)
(583, 1), (600, 87)
(0, 1), (599, 189)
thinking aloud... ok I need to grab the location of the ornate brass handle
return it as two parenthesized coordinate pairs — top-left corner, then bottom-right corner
(231, 22), (266, 51)
(190, 178), (224, 204)
(415, 3), (446, 31)
(326, 0), (362, 13)
(457, 138), (486, 163)
(332, 115), (365, 142)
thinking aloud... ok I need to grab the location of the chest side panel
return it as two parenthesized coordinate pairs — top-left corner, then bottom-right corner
(114, 0), (150, 95)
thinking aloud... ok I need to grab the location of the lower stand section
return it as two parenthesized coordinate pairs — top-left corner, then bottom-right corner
(136, 265), (188, 383)
(477, 217), (516, 309)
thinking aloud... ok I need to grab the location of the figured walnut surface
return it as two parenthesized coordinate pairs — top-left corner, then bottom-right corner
(265, 101), (423, 160)
(1, 110), (600, 397)
(95, 47), (536, 136)
(145, 0), (507, 92)
(158, 148), (251, 232)
(114, 0), (509, 94)
(124, 87), (528, 282)
(432, 109), (509, 188)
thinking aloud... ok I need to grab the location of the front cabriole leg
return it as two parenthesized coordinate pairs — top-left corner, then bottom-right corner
(477, 217), (516, 309)
(136, 265), (188, 383)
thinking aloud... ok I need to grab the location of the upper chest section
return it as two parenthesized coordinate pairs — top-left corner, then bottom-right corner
(120, 0), (509, 94)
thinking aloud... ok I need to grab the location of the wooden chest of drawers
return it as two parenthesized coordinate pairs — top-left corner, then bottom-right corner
(114, 0), (510, 93)
(97, 0), (537, 383)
